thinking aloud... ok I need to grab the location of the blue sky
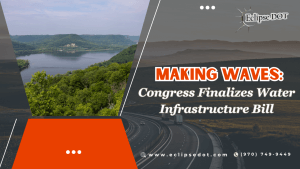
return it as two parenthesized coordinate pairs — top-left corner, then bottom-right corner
(1, 0), (150, 35)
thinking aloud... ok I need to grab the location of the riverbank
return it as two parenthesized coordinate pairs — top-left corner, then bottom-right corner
(14, 48), (126, 57)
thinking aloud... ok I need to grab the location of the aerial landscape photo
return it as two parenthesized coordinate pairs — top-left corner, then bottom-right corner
(0, 0), (150, 117)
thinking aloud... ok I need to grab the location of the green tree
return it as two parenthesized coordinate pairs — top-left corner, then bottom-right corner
(25, 59), (132, 116)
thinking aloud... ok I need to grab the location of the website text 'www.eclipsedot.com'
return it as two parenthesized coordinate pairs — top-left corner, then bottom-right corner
(140, 152), (228, 158)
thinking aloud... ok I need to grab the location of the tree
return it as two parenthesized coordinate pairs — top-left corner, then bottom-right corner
(25, 61), (132, 116)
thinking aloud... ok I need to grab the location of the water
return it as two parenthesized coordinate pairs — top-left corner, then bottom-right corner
(16, 51), (120, 83)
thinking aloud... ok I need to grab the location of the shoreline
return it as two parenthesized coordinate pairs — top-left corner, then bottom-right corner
(14, 48), (124, 57)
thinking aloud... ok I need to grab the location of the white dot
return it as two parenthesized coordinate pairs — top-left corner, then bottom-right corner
(206, 6), (210, 10)
(66, 150), (70, 154)
(200, 6), (204, 10)
(211, 6), (215, 10)
(72, 150), (76, 154)
(77, 150), (81, 154)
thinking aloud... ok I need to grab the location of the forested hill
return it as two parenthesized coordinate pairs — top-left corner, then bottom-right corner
(12, 41), (36, 51)
(36, 34), (100, 49)
(12, 41), (38, 56)
(80, 35), (136, 46)
(10, 34), (136, 48)
(25, 62), (132, 116)
(91, 44), (137, 67)
(10, 34), (137, 54)
(127, 36), (139, 43)
(10, 35), (52, 43)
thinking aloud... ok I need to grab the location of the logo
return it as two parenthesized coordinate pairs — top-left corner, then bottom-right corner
(235, 7), (289, 33)
(236, 7), (253, 33)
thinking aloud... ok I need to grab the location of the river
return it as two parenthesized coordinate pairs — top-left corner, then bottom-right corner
(16, 50), (120, 84)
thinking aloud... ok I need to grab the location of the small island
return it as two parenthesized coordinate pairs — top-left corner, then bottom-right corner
(17, 59), (30, 71)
